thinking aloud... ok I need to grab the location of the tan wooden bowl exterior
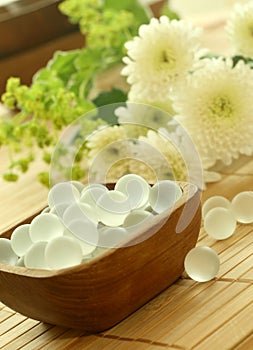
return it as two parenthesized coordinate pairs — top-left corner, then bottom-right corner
(0, 182), (201, 332)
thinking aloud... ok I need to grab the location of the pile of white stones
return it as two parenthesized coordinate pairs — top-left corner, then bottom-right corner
(0, 174), (182, 270)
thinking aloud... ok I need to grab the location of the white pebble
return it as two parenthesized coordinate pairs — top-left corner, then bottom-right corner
(123, 210), (154, 229)
(29, 213), (64, 242)
(50, 202), (69, 218)
(115, 174), (150, 210)
(0, 238), (18, 265)
(48, 182), (80, 209)
(64, 228), (96, 256)
(67, 219), (99, 246)
(96, 190), (131, 226)
(70, 180), (85, 193)
(81, 183), (108, 196)
(63, 202), (98, 224)
(80, 185), (108, 208)
(231, 191), (253, 224)
(45, 236), (83, 269)
(98, 226), (129, 247)
(184, 246), (220, 282)
(204, 207), (237, 240)
(149, 180), (182, 214)
(11, 224), (33, 256)
(202, 195), (231, 218)
(24, 242), (48, 269)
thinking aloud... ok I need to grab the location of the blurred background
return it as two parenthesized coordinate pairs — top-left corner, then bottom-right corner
(0, 0), (251, 96)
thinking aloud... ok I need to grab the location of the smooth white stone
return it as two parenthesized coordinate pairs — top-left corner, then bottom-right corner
(67, 219), (99, 246)
(70, 180), (85, 193)
(98, 226), (129, 247)
(0, 238), (18, 265)
(231, 191), (253, 224)
(29, 213), (64, 242)
(24, 242), (48, 269)
(96, 190), (131, 226)
(202, 195), (231, 218)
(115, 174), (150, 210)
(149, 180), (182, 214)
(64, 228), (96, 256)
(81, 183), (108, 196)
(48, 182), (80, 209)
(123, 210), (154, 229)
(45, 236), (83, 269)
(50, 201), (69, 218)
(63, 202), (98, 225)
(80, 185), (108, 208)
(204, 207), (236, 240)
(11, 224), (33, 256)
(184, 246), (220, 282)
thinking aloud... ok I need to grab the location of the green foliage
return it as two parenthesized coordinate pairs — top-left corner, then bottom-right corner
(92, 88), (127, 124)
(59, 0), (150, 72)
(0, 0), (152, 184)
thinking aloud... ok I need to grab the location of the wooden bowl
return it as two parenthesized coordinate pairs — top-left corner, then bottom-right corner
(0, 182), (201, 332)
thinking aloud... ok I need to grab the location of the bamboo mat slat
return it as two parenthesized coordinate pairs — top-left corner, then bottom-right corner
(142, 282), (248, 345)
(19, 326), (72, 350)
(193, 302), (253, 350)
(0, 310), (13, 323)
(0, 318), (39, 348)
(0, 314), (27, 336)
(235, 333), (253, 350)
(240, 266), (253, 280)
(171, 284), (253, 349)
(2, 323), (54, 350)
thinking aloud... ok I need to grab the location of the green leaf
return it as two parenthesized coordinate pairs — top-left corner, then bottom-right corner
(92, 88), (127, 124)
(3, 173), (19, 182)
(48, 50), (81, 83)
(93, 88), (127, 107)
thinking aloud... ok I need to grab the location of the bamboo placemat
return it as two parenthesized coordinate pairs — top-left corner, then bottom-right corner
(0, 155), (252, 350)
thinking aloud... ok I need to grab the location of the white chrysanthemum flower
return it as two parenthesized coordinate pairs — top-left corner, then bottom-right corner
(160, 124), (204, 189)
(127, 85), (176, 116)
(171, 57), (253, 169)
(86, 125), (132, 182)
(126, 77), (176, 113)
(131, 130), (188, 182)
(86, 125), (128, 159)
(226, 2), (253, 57)
(121, 16), (207, 101)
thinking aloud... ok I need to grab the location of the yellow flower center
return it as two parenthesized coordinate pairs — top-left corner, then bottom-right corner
(159, 49), (176, 69)
(208, 96), (234, 120)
